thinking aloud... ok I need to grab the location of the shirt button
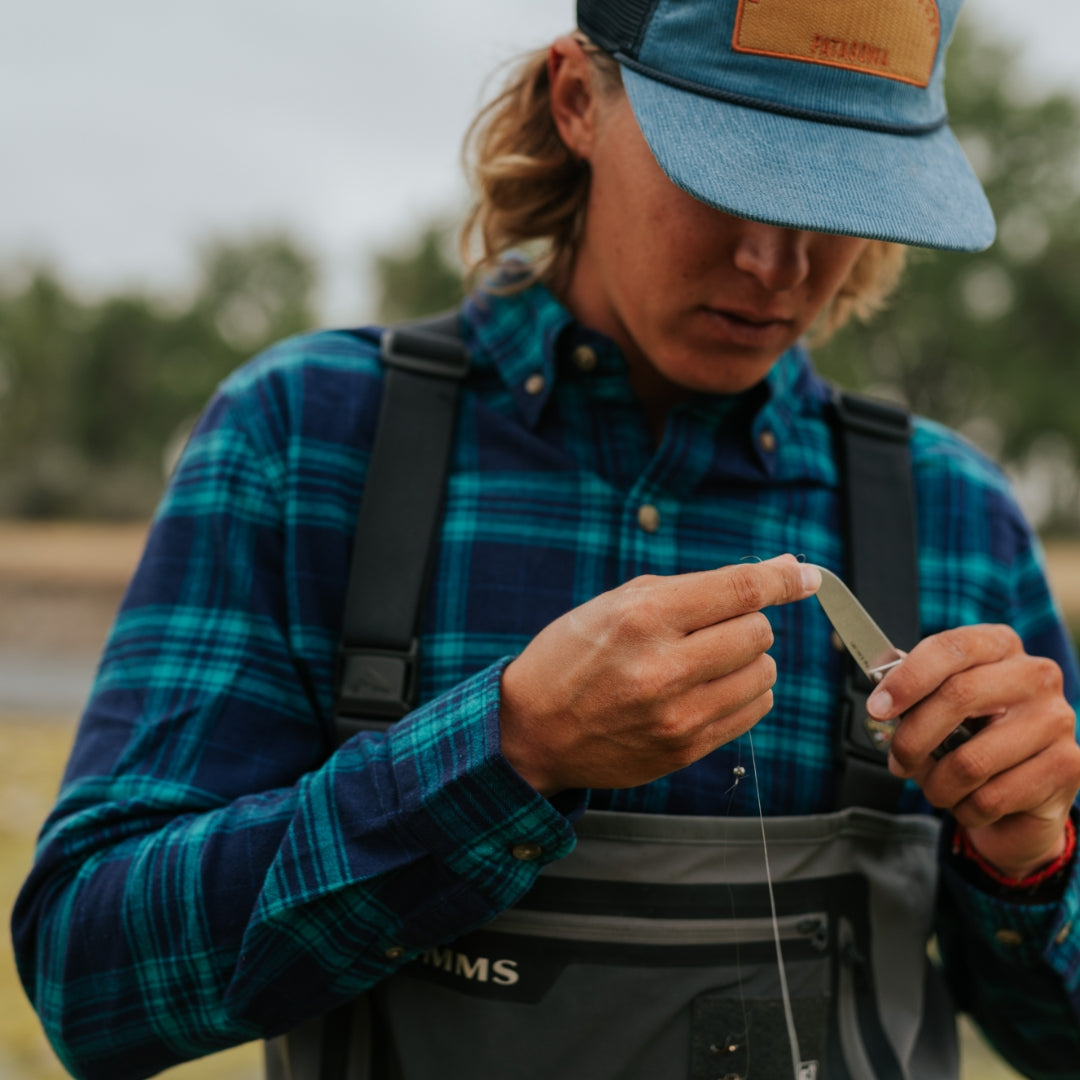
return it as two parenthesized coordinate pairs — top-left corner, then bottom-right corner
(572, 344), (598, 372)
(637, 504), (661, 533)
(994, 929), (1024, 947)
(385, 945), (406, 960)
(758, 430), (778, 454)
(524, 373), (546, 396)
(1055, 921), (1073, 946)
(511, 842), (544, 862)
(830, 630), (847, 653)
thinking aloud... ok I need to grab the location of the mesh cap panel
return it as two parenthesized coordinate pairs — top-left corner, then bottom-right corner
(577, 0), (662, 58)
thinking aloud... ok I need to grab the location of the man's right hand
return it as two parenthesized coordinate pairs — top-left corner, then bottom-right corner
(499, 554), (821, 795)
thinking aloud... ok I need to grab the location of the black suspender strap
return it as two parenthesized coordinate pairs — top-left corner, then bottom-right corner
(831, 390), (921, 812)
(333, 311), (470, 746)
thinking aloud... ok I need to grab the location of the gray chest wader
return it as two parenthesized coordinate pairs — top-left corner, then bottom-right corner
(265, 317), (957, 1080)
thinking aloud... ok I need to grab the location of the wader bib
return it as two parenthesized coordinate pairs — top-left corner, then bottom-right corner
(265, 317), (955, 1079)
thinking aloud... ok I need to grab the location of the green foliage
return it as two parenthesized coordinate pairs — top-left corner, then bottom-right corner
(0, 234), (318, 519)
(814, 18), (1080, 533)
(373, 223), (464, 324)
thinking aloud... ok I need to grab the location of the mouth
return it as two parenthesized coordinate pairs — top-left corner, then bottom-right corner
(698, 305), (795, 348)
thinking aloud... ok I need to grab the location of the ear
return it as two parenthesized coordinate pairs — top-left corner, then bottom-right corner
(548, 36), (600, 160)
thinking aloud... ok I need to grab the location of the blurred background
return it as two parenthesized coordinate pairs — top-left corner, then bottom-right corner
(2, 1), (1080, 1077)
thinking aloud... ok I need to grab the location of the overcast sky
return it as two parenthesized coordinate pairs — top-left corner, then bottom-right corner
(5, 0), (1080, 322)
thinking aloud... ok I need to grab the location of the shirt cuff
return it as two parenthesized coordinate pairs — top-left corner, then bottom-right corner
(939, 811), (1080, 987)
(385, 657), (581, 910)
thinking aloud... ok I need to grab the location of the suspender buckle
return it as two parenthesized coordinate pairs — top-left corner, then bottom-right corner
(334, 639), (419, 741)
(381, 327), (470, 380)
(839, 681), (891, 764)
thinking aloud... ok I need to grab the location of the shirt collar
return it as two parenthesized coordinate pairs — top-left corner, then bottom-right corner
(462, 280), (820, 454)
(462, 280), (574, 428)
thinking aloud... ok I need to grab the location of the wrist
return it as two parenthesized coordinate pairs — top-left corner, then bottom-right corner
(953, 816), (1076, 893)
(499, 661), (564, 797)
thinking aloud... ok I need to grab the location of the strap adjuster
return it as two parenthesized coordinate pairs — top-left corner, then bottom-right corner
(839, 682), (893, 765)
(831, 390), (911, 443)
(335, 639), (419, 732)
(380, 328), (470, 380)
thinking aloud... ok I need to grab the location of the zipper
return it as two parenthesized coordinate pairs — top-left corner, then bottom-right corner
(486, 908), (829, 948)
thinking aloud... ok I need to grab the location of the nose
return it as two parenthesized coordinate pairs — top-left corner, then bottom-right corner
(732, 221), (811, 292)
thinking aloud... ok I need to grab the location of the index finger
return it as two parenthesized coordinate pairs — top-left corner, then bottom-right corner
(667, 555), (822, 633)
(866, 624), (1022, 721)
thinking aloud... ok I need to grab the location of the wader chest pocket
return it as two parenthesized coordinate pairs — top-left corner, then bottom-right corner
(388, 875), (901, 1079)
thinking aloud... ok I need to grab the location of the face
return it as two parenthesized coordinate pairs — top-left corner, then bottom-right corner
(557, 71), (869, 408)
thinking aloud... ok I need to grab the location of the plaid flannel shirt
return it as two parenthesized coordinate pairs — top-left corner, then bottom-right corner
(13, 283), (1080, 1079)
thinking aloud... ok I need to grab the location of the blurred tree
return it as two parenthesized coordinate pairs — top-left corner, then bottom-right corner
(0, 233), (318, 518)
(815, 17), (1080, 533)
(373, 222), (464, 324)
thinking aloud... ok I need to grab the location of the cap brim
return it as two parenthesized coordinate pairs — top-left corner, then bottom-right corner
(623, 67), (996, 252)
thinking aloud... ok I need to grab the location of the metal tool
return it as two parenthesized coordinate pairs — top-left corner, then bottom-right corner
(811, 565), (978, 761)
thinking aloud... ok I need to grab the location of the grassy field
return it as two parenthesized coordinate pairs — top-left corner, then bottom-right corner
(3, 522), (1072, 1079)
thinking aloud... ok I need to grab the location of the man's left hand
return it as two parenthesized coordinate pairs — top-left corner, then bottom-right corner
(867, 624), (1080, 880)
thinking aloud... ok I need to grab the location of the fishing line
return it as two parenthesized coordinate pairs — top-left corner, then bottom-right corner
(719, 758), (753, 1080)
(748, 729), (803, 1080)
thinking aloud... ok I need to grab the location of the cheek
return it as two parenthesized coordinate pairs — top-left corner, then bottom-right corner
(814, 239), (870, 299)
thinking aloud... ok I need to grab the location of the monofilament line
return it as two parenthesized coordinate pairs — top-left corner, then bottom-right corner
(748, 730), (803, 1080)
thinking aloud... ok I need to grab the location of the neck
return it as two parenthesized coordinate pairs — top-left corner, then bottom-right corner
(558, 249), (691, 443)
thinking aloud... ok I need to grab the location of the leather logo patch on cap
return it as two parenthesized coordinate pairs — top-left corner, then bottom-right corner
(733, 0), (941, 88)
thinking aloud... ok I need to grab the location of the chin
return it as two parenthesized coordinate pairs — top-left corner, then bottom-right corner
(659, 353), (778, 398)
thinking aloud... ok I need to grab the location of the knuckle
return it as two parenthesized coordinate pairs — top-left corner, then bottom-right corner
(1030, 655), (1064, 696)
(938, 672), (976, 712)
(653, 709), (689, 744)
(750, 612), (775, 652)
(951, 803), (986, 831)
(613, 593), (661, 638)
(888, 731), (919, 772)
(947, 741), (991, 787)
(991, 623), (1022, 653)
(967, 784), (1006, 822)
(919, 777), (951, 811)
(757, 653), (778, 691)
(729, 566), (768, 612)
(936, 627), (974, 665)
(756, 688), (775, 719)
(624, 662), (668, 704)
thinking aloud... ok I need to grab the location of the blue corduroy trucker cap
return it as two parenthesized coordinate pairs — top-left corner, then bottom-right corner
(577, 0), (995, 251)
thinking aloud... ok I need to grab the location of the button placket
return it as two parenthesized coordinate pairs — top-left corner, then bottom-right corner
(637, 504), (661, 534)
(572, 344), (598, 373)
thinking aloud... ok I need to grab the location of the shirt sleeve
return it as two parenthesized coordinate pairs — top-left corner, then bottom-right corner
(937, 821), (1080, 1079)
(11, 385), (578, 1080)
(933, 525), (1080, 1078)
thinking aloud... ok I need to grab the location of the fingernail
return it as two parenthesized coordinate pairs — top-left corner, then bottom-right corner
(800, 564), (821, 592)
(867, 687), (893, 719)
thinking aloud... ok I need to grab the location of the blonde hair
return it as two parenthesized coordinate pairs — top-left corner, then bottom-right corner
(461, 37), (907, 341)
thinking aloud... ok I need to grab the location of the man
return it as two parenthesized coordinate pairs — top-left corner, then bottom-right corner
(14, 1), (1080, 1077)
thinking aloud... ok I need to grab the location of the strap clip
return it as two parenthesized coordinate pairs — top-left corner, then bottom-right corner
(380, 327), (470, 380)
(334, 640), (419, 741)
(839, 681), (893, 765)
(831, 389), (912, 443)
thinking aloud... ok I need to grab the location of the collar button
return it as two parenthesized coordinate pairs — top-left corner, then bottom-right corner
(572, 345), (598, 373)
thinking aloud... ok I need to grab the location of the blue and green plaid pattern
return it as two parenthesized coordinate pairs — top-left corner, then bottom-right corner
(13, 283), (1080, 1078)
